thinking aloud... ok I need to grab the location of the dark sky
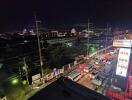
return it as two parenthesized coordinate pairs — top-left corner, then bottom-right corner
(0, 0), (132, 32)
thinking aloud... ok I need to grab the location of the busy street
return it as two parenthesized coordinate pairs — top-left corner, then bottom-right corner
(66, 47), (118, 95)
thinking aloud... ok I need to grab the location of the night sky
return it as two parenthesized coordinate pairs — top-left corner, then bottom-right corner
(0, 0), (132, 32)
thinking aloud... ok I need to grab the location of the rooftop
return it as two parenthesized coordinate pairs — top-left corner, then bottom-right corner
(29, 77), (110, 100)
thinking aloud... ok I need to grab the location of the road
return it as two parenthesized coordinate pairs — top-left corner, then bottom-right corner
(78, 73), (95, 90)
(68, 48), (119, 95)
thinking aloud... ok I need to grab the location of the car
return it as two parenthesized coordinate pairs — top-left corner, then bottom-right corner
(89, 70), (98, 79)
(88, 64), (94, 68)
(110, 49), (118, 54)
(83, 68), (89, 73)
(67, 71), (81, 81)
(110, 51), (114, 54)
(92, 68), (96, 71)
(106, 61), (111, 64)
(95, 57), (99, 61)
(92, 78), (102, 86)
(98, 73), (106, 80)
(95, 61), (99, 65)
(102, 80), (108, 87)
(108, 58), (113, 61)
(84, 65), (93, 73)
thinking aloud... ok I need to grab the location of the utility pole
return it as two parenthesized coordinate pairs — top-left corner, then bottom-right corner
(35, 14), (44, 78)
(105, 24), (109, 52)
(23, 57), (29, 85)
(87, 19), (92, 59)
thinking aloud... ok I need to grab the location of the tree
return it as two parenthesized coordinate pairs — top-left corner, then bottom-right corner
(88, 44), (97, 53)
(50, 46), (63, 68)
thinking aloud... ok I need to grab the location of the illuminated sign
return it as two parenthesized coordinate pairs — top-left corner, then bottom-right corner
(116, 48), (131, 77)
(32, 73), (41, 81)
(113, 40), (132, 47)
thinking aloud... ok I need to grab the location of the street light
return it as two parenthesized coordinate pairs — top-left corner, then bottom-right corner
(22, 57), (29, 85)
(22, 80), (27, 85)
(11, 78), (19, 85)
(90, 46), (96, 53)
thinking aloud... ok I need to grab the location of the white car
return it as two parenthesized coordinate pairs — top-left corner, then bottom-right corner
(92, 79), (102, 86)
(102, 80), (107, 87)
(110, 51), (114, 54)
(84, 68), (89, 73)
(106, 61), (111, 64)
(89, 71), (98, 79)
(95, 61), (99, 65)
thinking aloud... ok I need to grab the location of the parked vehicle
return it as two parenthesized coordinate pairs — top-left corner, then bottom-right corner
(89, 70), (98, 79)
(57, 32), (66, 37)
(106, 61), (111, 64)
(88, 64), (94, 68)
(67, 71), (81, 81)
(84, 64), (93, 73)
(92, 78), (102, 86)
(95, 61), (99, 65)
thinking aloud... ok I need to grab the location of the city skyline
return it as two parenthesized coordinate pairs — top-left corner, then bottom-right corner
(0, 0), (132, 32)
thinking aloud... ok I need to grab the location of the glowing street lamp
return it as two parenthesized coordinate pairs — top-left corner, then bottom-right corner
(90, 47), (96, 52)
(11, 79), (19, 85)
(22, 80), (27, 85)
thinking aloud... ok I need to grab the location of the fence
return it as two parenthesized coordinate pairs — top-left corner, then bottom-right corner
(43, 68), (64, 82)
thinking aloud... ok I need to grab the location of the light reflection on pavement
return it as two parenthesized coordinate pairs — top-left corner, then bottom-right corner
(77, 73), (96, 90)
(75, 52), (118, 95)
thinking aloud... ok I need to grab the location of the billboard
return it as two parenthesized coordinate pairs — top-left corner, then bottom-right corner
(113, 40), (132, 47)
(116, 48), (131, 77)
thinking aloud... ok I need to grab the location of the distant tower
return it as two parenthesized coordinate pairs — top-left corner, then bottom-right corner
(71, 28), (76, 36)
(30, 29), (36, 35)
(22, 29), (27, 35)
